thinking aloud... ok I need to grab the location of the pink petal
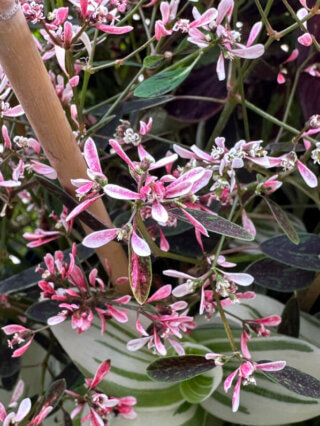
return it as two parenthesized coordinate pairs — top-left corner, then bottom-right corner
(160, 1), (170, 24)
(149, 154), (178, 170)
(98, 24), (133, 34)
(283, 48), (299, 64)
(107, 305), (128, 323)
(83, 228), (118, 248)
(173, 144), (195, 159)
(298, 33), (313, 46)
(15, 398), (31, 422)
(216, 53), (226, 81)
(89, 360), (111, 390)
(256, 360), (286, 371)
(190, 8), (217, 28)
(80, 0), (88, 17)
(127, 336), (151, 351)
(84, 138), (102, 174)
(113, 295), (131, 304)
(152, 200), (168, 223)
(253, 315), (282, 326)
(3, 105), (24, 117)
(54, 45), (67, 75)
(12, 337), (34, 358)
(131, 231), (151, 256)
(104, 184), (141, 200)
(224, 272), (254, 286)
(241, 210), (256, 237)
(297, 160), (318, 188)
(191, 145), (213, 162)
(230, 44), (264, 59)
(246, 21), (262, 47)
(155, 21), (172, 40)
(2, 125), (12, 150)
(217, 0), (234, 25)
(165, 180), (193, 198)
(65, 194), (103, 222)
(162, 269), (194, 280)
(154, 328), (167, 356)
(224, 368), (239, 392)
(180, 208), (209, 237)
(277, 72), (286, 84)
(240, 330), (251, 359)
(232, 377), (242, 412)
(168, 338), (185, 355)
(2, 325), (28, 335)
(0, 403), (6, 422)
(147, 284), (172, 303)
(89, 408), (104, 426)
(0, 180), (21, 188)
(9, 379), (24, 408)
(159, 228), (170, 251)
(31, 161), (57, 179)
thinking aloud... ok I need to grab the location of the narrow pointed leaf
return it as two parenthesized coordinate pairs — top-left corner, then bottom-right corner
(147, 356), (216, 382)
(134, 63), (196, 98)
(245, 258), (314, 292)
(170, 208), (254, 241)
(36, 379), (66, 413)
(260, 363), (320, 399)
(260, 233), (320, 271)
(263, 196), (299, 244)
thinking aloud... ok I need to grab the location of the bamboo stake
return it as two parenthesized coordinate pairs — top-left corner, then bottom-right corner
(0, 1), (129, 288)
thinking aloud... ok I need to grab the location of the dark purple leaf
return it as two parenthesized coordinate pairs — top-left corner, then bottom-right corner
(171, 208), (254, 241)
(166, 64), (226, 122)
(147, 355), (216, 382)
(26, 300), (61, 323)
(261, 362), (320, 399)
(260, 233), (320, 271)
(278, 297), (300, 338)
(34, 379), (66, 418)
(245, 258), (314, 292)
(263, 196), (299, 244)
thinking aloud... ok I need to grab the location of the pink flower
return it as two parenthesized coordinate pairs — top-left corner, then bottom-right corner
(2, 325), (34, 358)
(23, 229), (62, 248)
(224, 360), (286, 412)
(277, 49), (299, 84)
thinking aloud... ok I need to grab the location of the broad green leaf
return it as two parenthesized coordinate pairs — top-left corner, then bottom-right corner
(111, 403), (207, 426)
(171, 208), (254, 241)
(260, 233), (320, 271)
(134, 62), (197, 98)
(179, 370), (219, 404)
(52, 314), (185, 409)
(245, 258), (314, 292)
(147, 356), (216, 382)
(193, 294), (320, 425)
(263, 196), (300, 244)
(143, 55), (164, 69)
(260, 363), (320, 399)
(129, 249), (152, 305)
(278, 297), (300, 338)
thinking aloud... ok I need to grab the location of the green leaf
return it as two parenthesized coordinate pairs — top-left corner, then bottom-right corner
(261, 363), (320, 399)
(179, 370), (220, 404)
(192, 294), (320, 425)
(147, 356), (216, 383)
(171, 208), (254, 241)
(260, 233), (320, 271)
(129, 249), (152, 305)
(263, 196), (300, 244)
(134, 62), (197, 98)
(278, 297), (300, 338)
(143, 55), (164, 69)
(245, 258), (314, 292)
